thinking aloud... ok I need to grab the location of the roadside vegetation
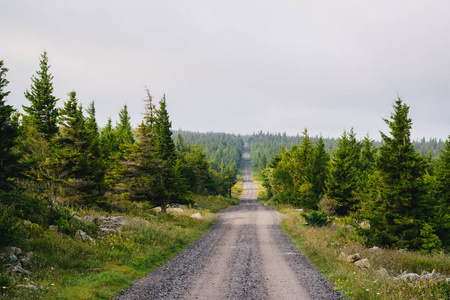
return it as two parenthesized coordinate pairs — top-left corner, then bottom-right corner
(278, 208), (450, 299)
(0, 53), (242, 299)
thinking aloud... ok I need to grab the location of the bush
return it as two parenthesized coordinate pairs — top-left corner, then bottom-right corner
(0, 204), (24, 246)
(318, 196), (337, 215)
(301, 210), (334, 227)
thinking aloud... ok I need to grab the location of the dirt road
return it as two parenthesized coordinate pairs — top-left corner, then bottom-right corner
(116, 146), (341, 300)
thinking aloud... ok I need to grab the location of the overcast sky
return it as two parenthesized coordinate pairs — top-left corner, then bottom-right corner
(2, 0), (450, 140)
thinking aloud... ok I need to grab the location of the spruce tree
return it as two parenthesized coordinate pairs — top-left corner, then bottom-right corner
(310, 137), (330, 206)
(363, 98), (429, 248)
(326, 129), (360, 215)
(154, 95), (176, 162)
(23, 51), (59, 140)
(53, 91), (104, 204)
(0, 60), (20, 191)
(116, 104), (134, 146)
(431, 136), (450, 248)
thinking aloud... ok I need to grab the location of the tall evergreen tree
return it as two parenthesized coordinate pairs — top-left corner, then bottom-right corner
(431, 135), (450, 248)
(363, 98), (430, 249)
(310, 137), (330, 205)
(23, 51), (59, 140)
(53, 91), (104, 204)
(116, 104), (134, 146)
(326, 129), (361, 215)
(154, 95), (176, 162)
(0, 60), (20, 191)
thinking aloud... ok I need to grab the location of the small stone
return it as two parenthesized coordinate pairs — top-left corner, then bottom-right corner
(346, 254), (361, 263)
(9, 265), (33, 276)
(354, 258), (371, 269)
(399, 273), (420, 282)
(338, 252), (348, 262)
(75, 229), (94, 242)
(368, 246), (381, 252)
(377, 267), (389, 276)
(190, 212), (203, 220)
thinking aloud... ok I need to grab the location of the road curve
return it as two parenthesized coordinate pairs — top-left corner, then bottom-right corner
(115, 144), (341, 300)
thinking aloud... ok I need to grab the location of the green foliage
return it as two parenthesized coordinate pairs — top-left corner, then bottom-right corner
(116, 104), (134, 146)
(52, 91), (106, 205)
(0, 203), (24, 246)
(0, 60), (20, 191)
(325, 129), (361, 216)
(361, 98), (430, 249)
(22, 51), (59, 140)
(301, 210), (334, 227)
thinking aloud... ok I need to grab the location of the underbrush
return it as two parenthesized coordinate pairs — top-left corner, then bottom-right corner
(0, 195), (238, 299)
(281, 209), (450, 299)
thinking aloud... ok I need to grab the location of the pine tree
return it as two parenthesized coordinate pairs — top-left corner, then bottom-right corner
(154, 94), (176, 162)
(0, 60), (20, 191)
(53, 91), (105, 204)
(310, 137), (330, 206)
(116, 104), (134, 146)
(363, 98), (429, 248)
(326, 129), (361, 215)
(431, 135), (450, 248)
(23, 51), (59, 140)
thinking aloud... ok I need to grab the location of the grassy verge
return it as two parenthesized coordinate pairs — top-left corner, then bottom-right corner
(280, 209), (450, 300)
(1, 196), (238, 299)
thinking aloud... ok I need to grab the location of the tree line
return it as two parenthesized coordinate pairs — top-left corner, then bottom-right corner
(258, 99), (449, 252)
(0, 52), (238, 245)
(248, 131), (445, 173)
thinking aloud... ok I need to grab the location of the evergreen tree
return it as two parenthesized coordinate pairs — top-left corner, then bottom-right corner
(326, 129), (360, 215)
(154, 95), (176, 162)
(100, 118), (120, 159)
(53, 91), (104, 204)
(0, 60), (20, 191)
(116, 104), (134, 146)
(23, 51), (59, 140)
(362, 98), (430, 249)
(431, 135), (450, 248)
(310, 137), (330, 205)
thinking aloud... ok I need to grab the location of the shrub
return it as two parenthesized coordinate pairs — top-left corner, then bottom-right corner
(0, 204), (24, 246)
(318, 196), (337, 215)
(301, 210), (334, 227)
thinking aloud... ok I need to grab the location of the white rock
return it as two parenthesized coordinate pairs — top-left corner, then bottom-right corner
(399, 273), (420, 282)
(377, 267), (389, 276)
(75, 229), (94, 242)
(167, 208), (184, 213)
(368, 246), (381, 252)
(190, 212), (203, 220)
(354, 258), (371, 269)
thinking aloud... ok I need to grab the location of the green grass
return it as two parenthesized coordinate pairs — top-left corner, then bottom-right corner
(280, 209), (450, 300)
(0, 196), (238, 299)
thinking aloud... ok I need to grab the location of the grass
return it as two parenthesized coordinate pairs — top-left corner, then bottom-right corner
(280, 208), (450, 300)
(0, 195), (239, 299)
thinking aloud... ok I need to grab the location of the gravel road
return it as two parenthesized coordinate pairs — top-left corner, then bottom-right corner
(115, 146), (342, 300)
